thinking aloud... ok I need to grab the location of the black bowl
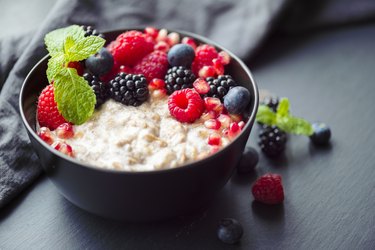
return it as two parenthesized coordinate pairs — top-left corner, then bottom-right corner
(19, 28), (259, 221)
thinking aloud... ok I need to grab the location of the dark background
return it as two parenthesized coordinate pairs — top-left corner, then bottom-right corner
(1, 0), (375, 249)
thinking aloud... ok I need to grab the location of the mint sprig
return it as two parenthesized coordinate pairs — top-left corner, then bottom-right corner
(44, 25), (105, 125)
(256, 98), (313, 136)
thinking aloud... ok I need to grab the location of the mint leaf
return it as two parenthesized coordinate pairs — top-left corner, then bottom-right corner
(65, 35), (105, 62)
(45, 25), (85, 56)
(277, 115), (313, 136)
(256, 105), (277, 125)
(54, 67), (96, 125)
(46, 53), (65, 83)
(276, 98), (290, 117)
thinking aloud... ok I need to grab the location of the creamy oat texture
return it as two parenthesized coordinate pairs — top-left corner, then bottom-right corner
(64, 96), (229, 171)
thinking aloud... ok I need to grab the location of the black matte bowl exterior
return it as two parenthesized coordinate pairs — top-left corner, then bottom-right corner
(20, 29), (259, 221)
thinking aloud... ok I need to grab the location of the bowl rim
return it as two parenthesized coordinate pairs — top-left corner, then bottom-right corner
(19, 27), (259, 175)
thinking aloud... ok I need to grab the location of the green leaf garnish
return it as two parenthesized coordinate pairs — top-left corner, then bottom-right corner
(44, 25), (105, 124)
(256, 97), (313, 136)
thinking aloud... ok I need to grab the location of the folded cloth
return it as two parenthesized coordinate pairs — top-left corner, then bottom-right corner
(0, 0), (287, 208)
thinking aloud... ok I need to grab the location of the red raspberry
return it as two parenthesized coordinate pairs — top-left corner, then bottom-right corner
(192, 44), (219, 76)
(252, 173), (284, 204)
(37, 85), (67, 130)
(168, 89), (204, 123)
(133, 51), (168, 82)
(108, 31), (154, 67)
(67, 61), (84, 76)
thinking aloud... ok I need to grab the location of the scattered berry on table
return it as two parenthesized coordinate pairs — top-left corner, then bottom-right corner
(205, 75), (237, 102)
(192, 44), (219, 76)
(223, 86), (250, 114)
(109, 73), (149, 106)
(237, 146), (259, 174)
(107, 30), (154, 67)
(310, 122), (331, 145)
(258, 125), (287, 157)
(38, 127), (54, 145)
(167, 43), (195, 68)
(55, 123), (74, 139)
(217, 218), (243, 244)
(82, 25), (104, 38)
(52, 141), (74, 157)
(164, 66), (196, 95)
(37, 85), (67, 130)
(85, 48), (114, 76)
(83, 73), (109, 108)
(133, 50), (169, 82)
(168, 88), (204, 123)
(252, 173), (284, 204)
(67, 61), (84, 76)
(262, 96), (279, 112)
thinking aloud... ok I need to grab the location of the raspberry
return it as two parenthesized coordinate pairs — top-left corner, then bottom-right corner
(133, 51), (168, 82)
(108, 31), (154, 67)
(252, 173), (284, 204)
(37, 85), (67, 130)
(168, 89), (204, 123)
(67, 61), (84, 76)
(192, 44), (219, 76)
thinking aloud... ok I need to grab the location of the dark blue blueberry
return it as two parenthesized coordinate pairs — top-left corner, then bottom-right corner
(217, 218), (243, 244)
(310, 122), (331, 145)
(167, 44), (195, 68)
(237, 146), (259, 174)
(85, 48), (114, 76)
(223, 86), (251, 114)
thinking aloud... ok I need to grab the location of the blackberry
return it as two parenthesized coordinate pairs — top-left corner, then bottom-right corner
(262, 96), (279, 112)
(109, 72), (149, 106)
(258, 125), (287, 157)
(165, 66), (196, 95)
(83, 73), (108, 108)
(82, 25), (104, 38)
(205, 75), (237, 101)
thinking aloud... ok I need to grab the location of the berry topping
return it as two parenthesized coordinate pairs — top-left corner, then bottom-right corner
(204, 119), (221, 130)
(83, 73), (109, 108)
(193, 78), (210, 94)
(218, 51), (231, 65)
(252, 173), (284, 204)
(37, 85), (68, 130)
(192, 44), (219, 76)
(258, 125), (287, 157)
(237, 146), (259, 174)
(133, 50), (169, 82)
(148, 78), (166, 91)
(205, 75), (237, 101)
(67, 61), (84, 76)
(228, 122), (241, 139)
(82, 25), (104, 38)
(109, 73), (149, 106)
(55, 123), (74, 139)
(85, 48), (114, 76)
(167, 44), (195, 68)
(164, 66), (196, 95)
(217, 114), (231, 129)
(223, 86), (251, 114)
(204, 97), (224, 114)
(181, 37), (197, 50)
(310, 122), (331, 145)
(217, 218), (243, 244)
(168, 89), (204, 123)
(38, 127), (54, 145)
(107, 31), (154, 67)
(198, 66), (216, 78)
(52, 141), (74, 157)
(208, 132), (222, 146)
(144, 27), (159, 40)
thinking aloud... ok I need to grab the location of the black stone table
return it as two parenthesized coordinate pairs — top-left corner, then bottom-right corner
(1, 3), (375, 249)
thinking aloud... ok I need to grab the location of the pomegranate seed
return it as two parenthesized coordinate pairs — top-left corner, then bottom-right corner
(208, 132), (221, 146)
(212, 58), (224, 75)
(55, 123), (74, 139)
(222, 128), (229, 137)
(199, 65), (216, 78)
(151, 89), (167, 99)
(218, 51), (231, 65)
(238, 121), (245, 129)
(229, 114), (243, 122)
(156, 28), (168, 42)
(149, 78), (166, 90)
(217, 114), (231, 129)
(145, 27), (159, 39)
(154, 41), (170, 52)
(204, 119), (221, 130)
(204, 97), (224, 114)
(167, 32), (180, 46)
(200, 111), (217, 121)
(52, 142), (74, 157)
(181, 37), (197, 50)
(211, 145), (221, 154)
(193, 78), (210, 94)
(38, 127), (54, 145)
(228, 122), (241, 140)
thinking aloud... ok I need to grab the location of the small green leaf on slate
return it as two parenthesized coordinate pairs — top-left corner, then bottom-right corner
(276, 98), (290, 117)
(256, 105), (277, 125)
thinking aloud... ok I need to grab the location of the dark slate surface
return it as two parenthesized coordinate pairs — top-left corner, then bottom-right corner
(1, 21), (375, 249)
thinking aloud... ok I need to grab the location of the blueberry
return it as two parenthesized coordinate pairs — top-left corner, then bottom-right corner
(85, 48), (114, 76)
(310, 122), (331, 145)
(237, 146), (259, 174)
(168, 44), (195, 68)
(217, 218), (243, 244)
(223, 86), (251, 114)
